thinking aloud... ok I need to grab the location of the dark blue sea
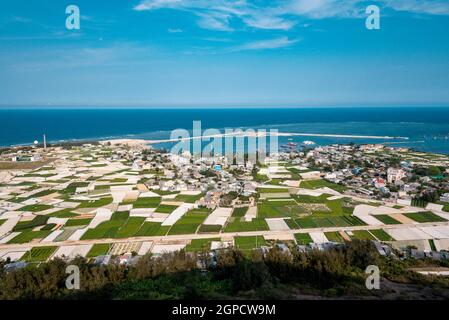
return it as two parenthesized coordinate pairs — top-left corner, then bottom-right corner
(1, 107), (449, 154)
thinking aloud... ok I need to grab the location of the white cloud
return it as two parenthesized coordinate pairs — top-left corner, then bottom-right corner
(229, 37), (299, 52)
(168, 28), (183, 33)
(133, 0), (449, 31)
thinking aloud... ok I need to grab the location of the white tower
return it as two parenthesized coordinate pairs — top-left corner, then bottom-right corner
(43, 134), (47, 150)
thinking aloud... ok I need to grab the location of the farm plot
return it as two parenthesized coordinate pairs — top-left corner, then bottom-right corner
(168, 209), (209, 235)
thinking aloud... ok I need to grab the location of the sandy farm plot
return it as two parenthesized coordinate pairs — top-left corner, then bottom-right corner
(266, 218), (290, 231)
(386, 227), (432, 241)
(203, 207), (233, 226)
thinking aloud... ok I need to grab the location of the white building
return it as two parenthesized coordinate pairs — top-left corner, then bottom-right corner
(387, 168), (406, 184)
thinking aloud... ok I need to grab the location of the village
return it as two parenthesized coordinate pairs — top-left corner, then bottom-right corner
(1, 139), (449, 274)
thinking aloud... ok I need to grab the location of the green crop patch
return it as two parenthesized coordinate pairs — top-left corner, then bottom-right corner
(232, 207), (248, 217)
(294, 233), (313, 245)
(224, 217), (269, 233)
(132, 197), (161, 208)
(198, 224), (222, 233)
(115, 217), (146, 238)
(404, 211), (447, 223)
(258, 201), (304, 218)
(155, 204), (178, 213)
(8, 230), (52, 244)
(64, 218), (92, 227)
(374, 215), (402, 225)
(324, 231), (345, 242)
(87, 243), (111, 257)
(299, 179), (347, 193)
(135, 222), (170, 236)
(351, 230), (376, 240)
(77, 197), (113, 208)
(185, 238), (220, 252)
(21, 246), (57, 262)
(18, 204), (52, 212)
(370, 229), (394, 241)
(13, 215), (49, 231)
(168, 210), (209, 235)
(234, 236), (267, 251)
(174, 194), (203, 203)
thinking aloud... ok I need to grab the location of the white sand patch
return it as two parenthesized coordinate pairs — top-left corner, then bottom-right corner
(390, 213), (417, 224)
(434, 239), (449, 251)
(42, 230), (64, 242)
(151, 244), (186, 254)
(203, 208), (233, 226)
(118, 204), (133, 211)
(180, 190), (201, 195)
(356, 215), (384, 226)
(327, 195), (344, 201)
(0, 249), (28, 261)
(162, 194), (178, 200)
(386, 227), (432, 241)
(419, 226), (449, 239)
(0, 216), (20, 237)
(309, 232), (329, 244)
(67, 228), (88, 241)
(69, 245), (92, 258)
(297, 189), (323, 197)
(130, 208), (156, 217)
(266, 218), (290, 231)
(111, 191), (127, 203)
(0, 232), (19, 243)
(211, 241), (232, 250)
(161, 203), (195, 226)
(426, 203), (444, 211)
(314, 187), (341, 196)
(138, 241), (153, 255)
(282, 180), (300, 187)
(48, 217), (68, 225)
(55, 201), (81, 209)
(259, 193), (291, 199)
(139, 191), (161, 198)
(264, 234), (295, 241)
(53, 246), (76, 258)
(87, 208), (112, 229)
(371, 206), (402, 215)
(244, 206), (257, 222)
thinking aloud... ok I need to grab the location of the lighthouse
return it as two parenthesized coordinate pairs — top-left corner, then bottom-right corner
(43, 134), (47, 150)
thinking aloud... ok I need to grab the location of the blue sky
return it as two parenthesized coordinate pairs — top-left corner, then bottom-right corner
(0, 0), (449, 107)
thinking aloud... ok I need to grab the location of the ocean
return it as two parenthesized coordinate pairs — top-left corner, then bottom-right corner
(1, 107), (449, 154)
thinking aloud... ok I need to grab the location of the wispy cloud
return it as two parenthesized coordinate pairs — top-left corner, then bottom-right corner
(133, 0), (449, 32)
(229, 36), (299, 52)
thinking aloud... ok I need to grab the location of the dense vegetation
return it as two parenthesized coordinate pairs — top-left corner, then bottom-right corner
(1, 240), (449, 300)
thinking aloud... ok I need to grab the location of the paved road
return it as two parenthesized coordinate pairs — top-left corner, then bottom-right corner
(1, 220), (448, 251)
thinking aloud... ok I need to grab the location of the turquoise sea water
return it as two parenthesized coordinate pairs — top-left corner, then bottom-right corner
(1, 107), (449, 154)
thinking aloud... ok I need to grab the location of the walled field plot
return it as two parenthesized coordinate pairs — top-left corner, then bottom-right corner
(404, 211), (447, 223)
(135, 222), (170, 236)
(64, 218), (92, 227)
(299, 179), (347, 193)
(369, 229), (394, 241)
(185, 238), (220, 252)
(8, 230), (52, 244)
(224, 217), (269, 232)
(289, 215), (366, 229)
(198, 224), (222, 233)
(168, 209), (209, 235)
(81, 213), (128, 240)
(294, 233), (313, 245)
(373, 214), (402, 225)
(77, 197), (113, 209)
(351, 230), (376, 240)
(48, 209), (78, 218)
(114, 217), (146, 238)
(258, 200), (304, 218)
(154, 204), (178, 214)
(13, 215), (49, 231)
(21, 246), (57, 262)
(324, 231), (345, 242)
(132, 197), (161, 208)
(174, 194), (203, 203)
(234, 236), (267, 251)
(232, 207), (249, 217)
(18, 204), (53, 212)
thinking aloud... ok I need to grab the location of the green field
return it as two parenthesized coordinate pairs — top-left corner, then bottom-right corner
(13, 215), (49, 231)
(232, 207), (248, 217)
(77, 197), (113, 208)
(374, 215), (402, 225)
(86, 243), (110, 257)
(185, 238), (220, 252)
(0, 219), (5, 226)
(8, 230), (52, 244)
(198, 224), (222, 233)
(443, 204), (449, 212)
(324, 231), (345, 242)
(299, 179), (347, 193)
(21, 246), (57, 262)
(135, 222), (170, 236)
(290, 215), (366, 229)
(81, 216), (127, 240)
(258, 200), (304, 218)
(257, 187), (289, 193)
(369, 229), (394, 241)
(294, 233), (313, 245)
(64, 218), (92, 227)
(234, 236), (267, 251)
(174, 194), (203, 203)
(154, 204), (178, 213)
(351, 230), (376, 240)
(47, 208), (78, 218)
(224, 217), (269, 233)
(168, 209), (209, 235)
(114, 217), (146, 238)
(132, 197), (161, 208)
(404, 211), (446, 223)
(18, 204), (52, 212)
